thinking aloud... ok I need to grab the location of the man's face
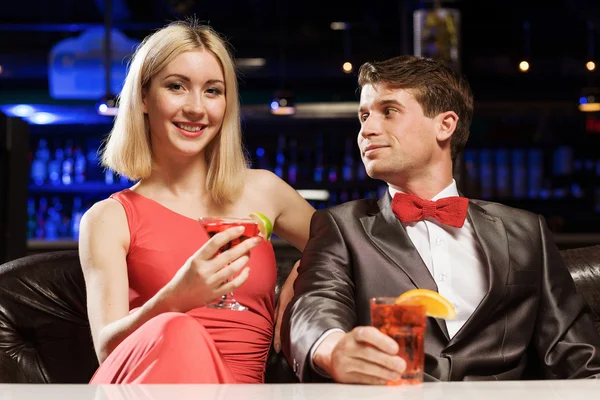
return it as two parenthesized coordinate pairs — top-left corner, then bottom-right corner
(357, 83), (438, 183)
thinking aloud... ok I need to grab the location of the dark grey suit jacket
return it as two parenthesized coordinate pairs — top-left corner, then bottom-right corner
(282, 193), (600, 382)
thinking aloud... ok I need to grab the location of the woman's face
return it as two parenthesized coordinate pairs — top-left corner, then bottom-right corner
(143, 49), (227, 160)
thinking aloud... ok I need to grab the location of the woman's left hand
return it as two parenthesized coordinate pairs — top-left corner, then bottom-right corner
(273, 259), (300, 353)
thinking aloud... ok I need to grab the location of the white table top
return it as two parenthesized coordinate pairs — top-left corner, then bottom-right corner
(1, 380), (599, 400)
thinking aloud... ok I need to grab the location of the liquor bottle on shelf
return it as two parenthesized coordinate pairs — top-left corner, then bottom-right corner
(104, 169), (115, 185)
(86, 139), (104, 182)
(356, 162), (367, 182)
(296, 142), (310, 184)
(551, 146), (573, 199)
(552, 146), (573, 177)
(462, 149), (479, 198)
(327, 135), (339, 184)
(48, 147), (64, 186)
(26, 198), (36, 239)
(479, 150), (494, 199)
(255, 147), (270, 171)
(313, 135), (324, 183)
(31, 139), (50, 186)
(73, 145), (87, 184)
(71, 196), (84, 239)
(595, 189), (600, 213)
(527, 148), (543, 199)
(287, 138), (298, 185)
(45, 207), (60, 240)
(35, 197), (48, 239)
(327, 191), (338, 207)
(512, 149), (526, 199)
(328, 165), (338, 183)
(342, 137), (354, 182)
(571, 182), (584, 198)
(365, 189), (378, 199)
(61, 140), (74, 185)
(274, 134), (286, 179)
(495, 149), (510, 198)
(340, 190), (349, 203)
(50, 196), (69, 238)
(573, 152), (595, 198)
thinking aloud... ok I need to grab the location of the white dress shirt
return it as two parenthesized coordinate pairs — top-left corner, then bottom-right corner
(309, 180), (489, 376)
(388, 180), (487, 338)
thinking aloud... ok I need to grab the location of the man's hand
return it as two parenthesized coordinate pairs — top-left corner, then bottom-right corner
(313, 327), (406, 384)
(273, 260), (300, 353)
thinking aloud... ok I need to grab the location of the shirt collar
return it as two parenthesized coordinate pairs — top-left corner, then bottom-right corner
(388, 179), (459, 201)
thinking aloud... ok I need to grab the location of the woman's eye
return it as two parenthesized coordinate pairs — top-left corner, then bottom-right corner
(206, 87), (223, 95)
(167, 83), (183, 91)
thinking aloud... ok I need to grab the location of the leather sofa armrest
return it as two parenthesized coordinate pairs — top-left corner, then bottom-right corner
(0, 351), (27, 383)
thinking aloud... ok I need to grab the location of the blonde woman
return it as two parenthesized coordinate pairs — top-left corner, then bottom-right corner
(79, 19), (314, 384)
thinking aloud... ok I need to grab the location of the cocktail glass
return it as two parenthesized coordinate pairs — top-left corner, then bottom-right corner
(199, 216), (258, 311)
(370, 297), (427, 385)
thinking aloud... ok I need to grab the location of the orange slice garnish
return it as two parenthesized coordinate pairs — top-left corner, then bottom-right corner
(395, 289), (456, 320)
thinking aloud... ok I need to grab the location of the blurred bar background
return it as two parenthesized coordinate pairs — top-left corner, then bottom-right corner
(1, 0), (600, 264)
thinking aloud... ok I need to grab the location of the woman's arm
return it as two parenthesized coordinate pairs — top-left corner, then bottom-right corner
(250, 169), (316, 351)
(80, 199), (259, 363)
(79, 199), (173, 363)
(259, 170), (315, 251)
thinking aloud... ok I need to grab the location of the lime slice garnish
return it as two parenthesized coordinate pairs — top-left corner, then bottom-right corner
(249, 212), (273, 241)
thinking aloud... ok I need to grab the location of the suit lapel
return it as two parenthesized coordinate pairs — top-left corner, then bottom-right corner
(360, 193), (450, 340)
(445, 201), (510, 348)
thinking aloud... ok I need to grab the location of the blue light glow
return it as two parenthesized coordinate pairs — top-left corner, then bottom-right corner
(9, 104), (35, 117)
(29, 112), (57, 125)
(0, 104), (114, 125)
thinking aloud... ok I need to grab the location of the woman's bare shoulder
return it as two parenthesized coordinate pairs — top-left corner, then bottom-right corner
(82, 197), (128, 225)
(244, 168), (287, 191)
(79, 197), (130, 256)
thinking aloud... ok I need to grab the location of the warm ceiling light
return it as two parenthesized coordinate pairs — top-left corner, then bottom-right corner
(236, 58), (266, 68)
(97, 94), (119, 116)
(580, 103), (600, 112)
(270, 91), (295, 116)
(519, 61), (530, 72)
(587, 61), (596, 71)
(579, 88), (600, 112)
(330, 22), (349, 31)
(342, 62), (353, 73)
(296, 190), (330, 201)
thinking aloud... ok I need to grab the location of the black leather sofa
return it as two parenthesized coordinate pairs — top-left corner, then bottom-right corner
(0, 246), (599, 383)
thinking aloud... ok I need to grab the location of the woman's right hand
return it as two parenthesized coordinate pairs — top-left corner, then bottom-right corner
(159, 225), (261, 312)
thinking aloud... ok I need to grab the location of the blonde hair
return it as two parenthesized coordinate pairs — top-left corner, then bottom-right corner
(101, 19), (247, 205)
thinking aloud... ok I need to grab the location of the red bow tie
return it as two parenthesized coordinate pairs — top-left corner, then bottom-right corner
(392, 193), (469, 228)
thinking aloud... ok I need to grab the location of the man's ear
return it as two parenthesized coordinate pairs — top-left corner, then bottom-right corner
(436, 111), (458, 142)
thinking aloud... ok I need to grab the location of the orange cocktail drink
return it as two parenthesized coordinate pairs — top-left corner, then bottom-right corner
(371, 289), (456, 386)
(370, 297), (426, 385)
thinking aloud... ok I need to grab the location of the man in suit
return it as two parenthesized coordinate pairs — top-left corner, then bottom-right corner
(282, 55), (600, 384)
